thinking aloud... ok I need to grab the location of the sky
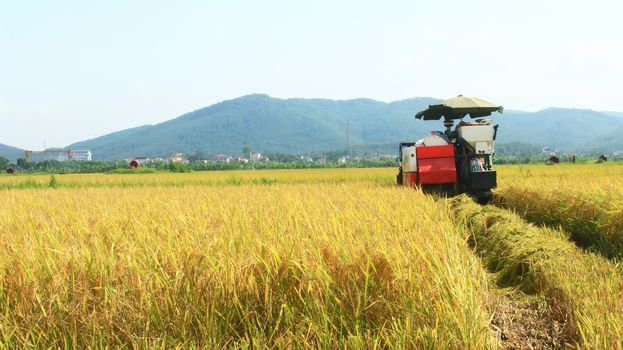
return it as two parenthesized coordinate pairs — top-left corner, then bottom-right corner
(1, 0), (622, 149)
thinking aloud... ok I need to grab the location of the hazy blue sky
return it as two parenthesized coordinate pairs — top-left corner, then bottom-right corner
(1, 0), (622, 148)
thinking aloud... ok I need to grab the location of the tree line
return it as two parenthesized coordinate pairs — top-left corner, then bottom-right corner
(1, 154), (620, 175)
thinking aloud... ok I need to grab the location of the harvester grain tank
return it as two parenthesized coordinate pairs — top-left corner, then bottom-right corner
(397, 95), (503, 203)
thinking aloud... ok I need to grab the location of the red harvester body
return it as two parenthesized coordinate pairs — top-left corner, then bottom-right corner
(401, 145), (456, 187)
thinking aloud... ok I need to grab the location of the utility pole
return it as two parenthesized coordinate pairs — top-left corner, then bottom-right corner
(346, 118), (351, 156)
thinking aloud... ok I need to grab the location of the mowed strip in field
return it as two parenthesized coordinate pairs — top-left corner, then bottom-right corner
(494, 163), (623, 259)
(451, 196), (623, 349)
(0, 179), (496, 348)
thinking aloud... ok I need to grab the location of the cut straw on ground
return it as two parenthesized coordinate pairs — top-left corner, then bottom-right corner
(451, 195), (623, 349)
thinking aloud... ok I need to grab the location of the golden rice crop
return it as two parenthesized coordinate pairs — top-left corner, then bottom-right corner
(3, 163), (622, 348)
(0, 180), (496, 348)
(0, 168), (396, 189)
(495, 163), (623, 259)
(451, 195), (623, 349)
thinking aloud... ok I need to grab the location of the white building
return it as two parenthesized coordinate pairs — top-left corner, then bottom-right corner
(25, 149), (92, 162)
(250, 152), (265, 162)
(69, 150), (92, 161)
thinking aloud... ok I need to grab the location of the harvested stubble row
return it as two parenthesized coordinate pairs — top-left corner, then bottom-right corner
(495, 164), (623, 260)
(0, 184), (495, 349)
(495, 186), (623, 260)
(451, 195), (623, 349)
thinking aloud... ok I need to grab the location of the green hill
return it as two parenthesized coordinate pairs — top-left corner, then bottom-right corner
(603, 111), (623, 119)
(0, 143), (23, 161)
(496, 108), (623, 151)
(58, 94), (623, 159)
(68, 94), (440, 159)
(586, 125), (623, 154)
(68, 125), (153, 159)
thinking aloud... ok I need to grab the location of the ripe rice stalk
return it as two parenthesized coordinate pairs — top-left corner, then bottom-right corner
(451, 195), (623, 349)
(0, 182), (496, 348)
(495, 163), (623, 260)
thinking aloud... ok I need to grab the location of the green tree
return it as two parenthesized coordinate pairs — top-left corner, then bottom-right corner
(0, 156), (8, 170)
(16, 158), (28, 168)
(186, 150), (205, 162)
(242, 146), (251, 156)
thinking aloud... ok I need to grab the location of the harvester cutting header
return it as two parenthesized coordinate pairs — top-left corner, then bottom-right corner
(397, 95), (503, 203)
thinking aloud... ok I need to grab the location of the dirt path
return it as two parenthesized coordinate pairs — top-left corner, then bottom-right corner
(489, 288), (573, 349)
(447, 195), (623, 348)
(451, 199), (577, 348)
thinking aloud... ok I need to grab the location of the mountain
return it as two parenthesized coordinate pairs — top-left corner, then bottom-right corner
(496, 108), (623, 151)
(603, 111), (623, 119)
(69, 125), (153, 159)
(586, 125), (623, 153)
(0, 143), (23, 161)
(67, 94), (440, 159)
(66, 94), (623, 159)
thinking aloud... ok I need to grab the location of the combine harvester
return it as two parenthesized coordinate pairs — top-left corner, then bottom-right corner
(397, 95), (503, 203)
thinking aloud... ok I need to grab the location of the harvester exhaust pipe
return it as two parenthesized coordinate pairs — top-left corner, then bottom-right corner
(443, 119), (454, 137)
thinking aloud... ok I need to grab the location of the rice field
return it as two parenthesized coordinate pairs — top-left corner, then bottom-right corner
(0, 168), (395, 189)
(495, 163), (623, 259)
(0, 164), (622, 349)
(452, 195), (623, 349)
(0, 171), (494, 349)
